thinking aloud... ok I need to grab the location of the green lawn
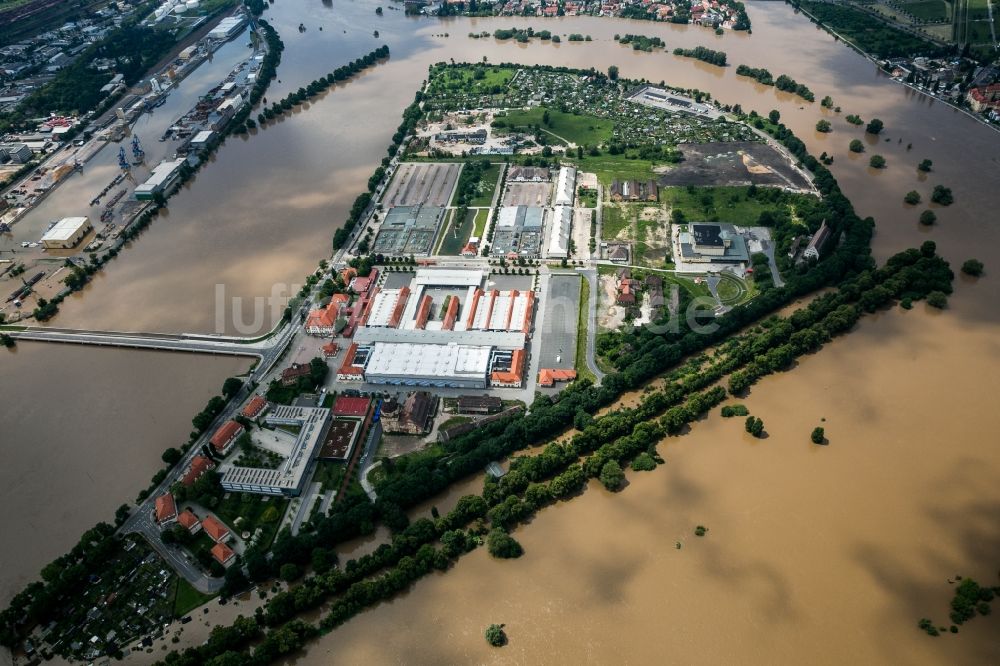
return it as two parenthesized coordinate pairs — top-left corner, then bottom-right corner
(437, 209), (474, 255)
(568, 154), (660, 187)
(499, 107), (613, 146)
(439, 415), (472, 430)
(172, 578), (216, 617)
(578, 187), (598, 208)
(902, 0), (949, 21)
(472, 208), (488, 237)
(662, 186), (787, 226)
(311, 460), (346, 493)
(468, 164), (502, 207)
(214, 493), (286, 550)
(601, 205), (631, 240)
(715, 273), (751, 305)
(575, 276), (596, 384)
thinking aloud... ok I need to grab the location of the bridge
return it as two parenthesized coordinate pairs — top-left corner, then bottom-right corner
(7, 319), (298, 383)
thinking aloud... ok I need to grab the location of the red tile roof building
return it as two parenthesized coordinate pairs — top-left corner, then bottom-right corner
(154, 493), (177, 525)
(209, 420), (244, 456)
(280, 363), (313, 387)
(491, 349), (526, 388)
(336, 342), (365, 381)
(305, 293), (350, 336)
(211, 542), (236, 567)
(177, 509), (201, 533)
(442, 295), (459, 330)
(180, 455), (215, 487)
(349, 268), (379, 296)
(538, 368), (577, 387)
(201, 515), (231, 543)
(414, 294), (432, 329)
(332, 395), (371, 418)
(321, 342), (340, 358)
(967, 83), (1000, 112)
(241, 395), (268, 421)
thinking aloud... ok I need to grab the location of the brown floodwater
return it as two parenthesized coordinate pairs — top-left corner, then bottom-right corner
(3, 0), (999, 663)
(0, 344), (248, 607)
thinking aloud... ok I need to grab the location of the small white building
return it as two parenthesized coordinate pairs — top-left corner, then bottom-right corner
(40, 216), (92, 249)
(554, 166), (576, 206)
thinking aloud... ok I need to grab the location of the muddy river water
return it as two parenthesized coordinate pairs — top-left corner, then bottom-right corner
(2, 0), (998, 663)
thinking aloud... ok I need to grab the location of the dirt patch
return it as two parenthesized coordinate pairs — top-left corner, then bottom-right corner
(656, 141), (811, 189)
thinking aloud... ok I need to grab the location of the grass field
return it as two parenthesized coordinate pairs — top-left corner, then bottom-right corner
(438, 209), (477, 255)
(601, 205), (630, 240)
(662, 186), (792, 226)
(570, 154), (660, 186)
(715, 273), (751, 306)
(500, 108), (613, 146)
(468, 163), (502, 207)
(575, 276), (596, 384)
(172, 578), (216, 617)
(472, 208), (488, 237)
(901, 0), (949, 21)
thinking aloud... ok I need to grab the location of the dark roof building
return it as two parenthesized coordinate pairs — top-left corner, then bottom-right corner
(457, 395), (503, 414)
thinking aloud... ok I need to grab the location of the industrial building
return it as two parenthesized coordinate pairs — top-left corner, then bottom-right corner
(339, 269), (534, 389)
(491, 205), (544, 258)
(554, 166), (576, 206)
(134, 158), (185, 200)
(546, 205), (572, 258)
(208, 15), (247, 40)
(372, 205), (445, 256)
(220, 405), (331, 497)
(40, 216), (92, 249)
(678, 223), (750, 263)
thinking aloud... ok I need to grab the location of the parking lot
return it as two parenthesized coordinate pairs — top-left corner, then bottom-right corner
(503, 181), (552, 207)
(537, 274), (580, 370)
(381, 162), (462, 207)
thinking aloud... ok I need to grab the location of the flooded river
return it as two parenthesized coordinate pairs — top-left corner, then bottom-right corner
(2, 0), (998, 663)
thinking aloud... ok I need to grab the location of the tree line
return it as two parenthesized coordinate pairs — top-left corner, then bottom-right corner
(673, 46), (728, 67)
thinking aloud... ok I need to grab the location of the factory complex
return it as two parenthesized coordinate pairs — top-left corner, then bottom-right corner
(332, 268), (536, 389)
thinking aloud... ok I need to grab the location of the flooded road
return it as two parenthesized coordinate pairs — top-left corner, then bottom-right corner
(1, 0), (998, 662)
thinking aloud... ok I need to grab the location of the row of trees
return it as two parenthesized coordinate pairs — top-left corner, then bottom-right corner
(673, 46), (728, 67)
(255, 45), (388, 129)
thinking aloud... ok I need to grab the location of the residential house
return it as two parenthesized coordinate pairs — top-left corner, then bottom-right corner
(209, 420), (244, 456)
(154, 493), (177, 525)
(211, 542), (236, 567)
(180, 455), (215, 487)
(240, 395), (269, 423)
(177, 510), (201, 534)
(201, 515), (231, 543)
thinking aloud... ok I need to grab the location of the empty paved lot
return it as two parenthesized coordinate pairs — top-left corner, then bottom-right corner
(503, 182), (552, 207)
(381, 163), (462, 207)
(537, 274), (581, 370)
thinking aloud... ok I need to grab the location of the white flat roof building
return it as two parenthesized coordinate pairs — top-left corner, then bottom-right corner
(412, 268), (484, 288)
(134, 158), (185, 200)
(366, 288), (408, 327)
(364, 342), (493, 388)
(220, 405), (331, 496)
(40, 216), (91, 249)
(208, 15), (246, 40)
(554, 166), (576, 206)
(546, 205), (572, 258)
